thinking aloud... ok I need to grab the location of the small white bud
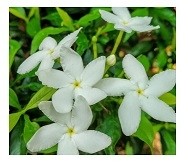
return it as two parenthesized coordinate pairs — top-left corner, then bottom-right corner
(107, 54), (116, 66)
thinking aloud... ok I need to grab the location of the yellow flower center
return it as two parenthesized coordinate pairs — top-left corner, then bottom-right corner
(122, 21), (129, 25)
(137, 88), (144, 95)
(48, 49), (54, 54)
(72, 80), (81, 88)
(67, 128), (75, 137)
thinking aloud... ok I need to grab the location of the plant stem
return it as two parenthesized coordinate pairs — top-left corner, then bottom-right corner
(111, 30), (124, 55)
(93, 41), (97, 59)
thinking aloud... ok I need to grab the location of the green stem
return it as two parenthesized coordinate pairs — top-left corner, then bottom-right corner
(93, 41), (97, 59)
(111, 31), (124, 55)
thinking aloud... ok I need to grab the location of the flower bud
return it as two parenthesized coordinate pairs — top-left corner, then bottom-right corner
(106, 54), (116, 66)
(92, 36), (97, 43)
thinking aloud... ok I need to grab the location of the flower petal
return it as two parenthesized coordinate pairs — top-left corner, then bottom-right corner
(75, 87), (107, 105)
(38, 101), (71, 125)
(39, 37), (57, 50)
(95, 78), (135, 96)
(38, 69), (73, 89)
(114, 24), (133, 33)
(52, 87), (74, 113)
(17, 51), (46, 74)
(99, 9), (120, 24)
(71, 96), (92, 132)
(57, 134), (79, 155)
(130, 25), (160, 33)
(37, 55), (54, 72)
(140, 96), (176, 123)
(145, 70), (176, 97)
(123, 54), (148, 84)
(81, 56), (106, 86)
(27, 123), (66, 152)
(60, 47), (84, 79)
(112, 7), (131, 20)
(129, 17), (152, 26)
(73, 130), (111, 154)
(118, 92), (141, 136)
(58, 28), (82, 47)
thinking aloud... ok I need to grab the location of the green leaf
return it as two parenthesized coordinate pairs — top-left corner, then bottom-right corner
(159, 93), (176, 105)
(9, 39), (22, 69)
(100, 23), (115, 34)
(9, 7), (28, 22)
(77, 9), (100, 27)
(23, 115), (40, 143)
(76, 32), (89, 55)
(9, 88), (21, 110)
(43, 12), (62, 27)
(133, 114), (154, 151)
(123, 31), (135, 43)
(56, 7), (74, 31)
(40, 145), (57, 154)
(125, 141), (134, 155)
(30, 27), (69, 54)
(137, 54), (150, 72)
(26, 17), (41, 38)
(161, 130), (176, 154)
(9, 112), (22, 132)
(132, 8), (149, 17)
(96, 115), (121, 154)
(156, 49), (168, 68)
(24, 86), (56, 112)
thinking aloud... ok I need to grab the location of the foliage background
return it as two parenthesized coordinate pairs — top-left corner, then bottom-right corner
(9, 7), (176, 155)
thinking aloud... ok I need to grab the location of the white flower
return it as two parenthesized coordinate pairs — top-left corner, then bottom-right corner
(27, 96), (111, 155)
(38, 47), (107, 113)
(99, 7), (159, 33)
(106, 54), (116, 66)
(95, 54), (176, 136)
(17, 28), (82, 74)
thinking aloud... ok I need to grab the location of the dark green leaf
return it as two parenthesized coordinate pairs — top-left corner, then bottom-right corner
(30, 27), (69, 54)
(24, 86), (56, 112)
(9, 88), (21, 110)
(133, 114), (154, 151)
(156, 49), (168, 68)
(132, 8), (149, 17)
(100, 23), (115, 34)
(9, 7), (28, 22)
(76, 32), (89, 55)
(159, 93), (176, 105)
(9, 39), (22, 69)
(123, 31), (135, 43)
(9, 112), (22, 132)
(23, 115), (40, 143)
(26, 17), (41, 38)
(43, 12), (62, 26)
(96, 115), (121, 154)
(137, 54), (150, 72)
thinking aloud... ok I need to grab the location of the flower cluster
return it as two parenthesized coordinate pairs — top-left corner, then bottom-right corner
(17, 7), (176, 155)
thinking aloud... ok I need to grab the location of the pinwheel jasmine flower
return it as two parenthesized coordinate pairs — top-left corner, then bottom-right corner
(27, 96), (111, 155)
(95, 54), (176, 136)
(38, 47), (107, 113)
(17, 28), (82, 74)
(99, 7), (159, 33)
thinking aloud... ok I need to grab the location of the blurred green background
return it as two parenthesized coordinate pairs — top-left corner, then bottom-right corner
(9, 7), (176, 155)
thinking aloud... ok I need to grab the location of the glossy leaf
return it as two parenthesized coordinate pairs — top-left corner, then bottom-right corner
(9, 39), (21, 69)
(43, 12), (62, 27)
(23, 114), (40, 143)
(24, 86), (56, 112)
(26, 17), (41, 38)
(159, 93), (176, 105)
(96, 115), (121, 154)
(56, 7), (74, 31)
(9, 7), (28, 22)
(156, 49), (168, 68)
(30, 27), (69, 54)
(9, 112), (22, 132)
(76, 32), (89, 55)
(137, 54), (150, 72)
(9, 88), (21, 110)
(133, 114), (154, 151)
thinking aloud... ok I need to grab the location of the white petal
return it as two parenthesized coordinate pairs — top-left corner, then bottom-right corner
(71, 96), (92, 132)
(38, 101), (71, 125)
(17, 51), (46, 74)
(123, 54), (148, 84)
(118, 92), (141, 136)
(73, 130), (111, 154)
(94, 78), (135, 96)
(37, 55), (54, 72)
(27, 123), (65, 152)
(38, 69), (73, 89)
(130, 25), (160, 32)
(145, 70), (176, 97)
(140, 96), (176, 123)
(112, 7), (131, 20)
(60, 47), (84, 79)
(114, 24), (133, 33)
(129, 17), (152, 26)
(75, 87), (107, 105)
(99, 9), (121, 24)
(39, 37), (57, 50)
(58, 27), (82, 47)
(52, 87), (74, 113)
(81, 56), (106, 86)
(57, 135), (79, 155)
